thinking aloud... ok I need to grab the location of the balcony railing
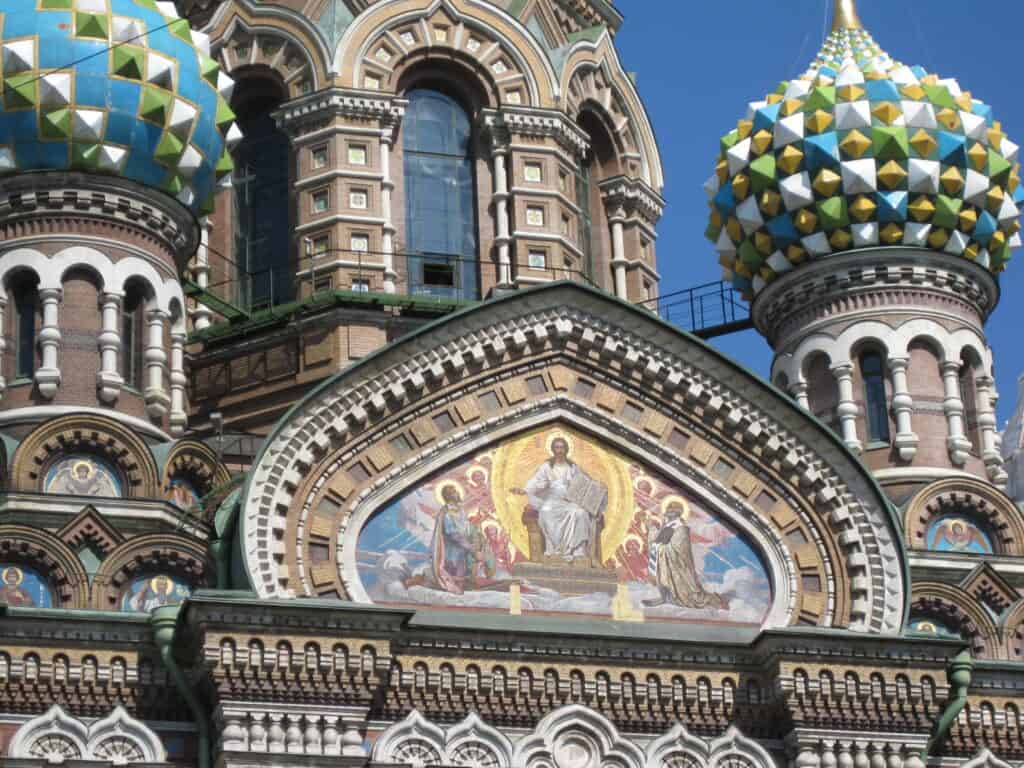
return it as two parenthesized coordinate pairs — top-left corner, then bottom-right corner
(639, 281), (752, 339)
(185, 247), (597, 325)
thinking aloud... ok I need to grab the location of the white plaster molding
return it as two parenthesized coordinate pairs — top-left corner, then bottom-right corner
(8, 704), (166, 765)
(373, 710), (514, 768)
(513, 704), (645, 768)
(482, 106), (591, 158)
(0, 245), (185, 316)
(0, 406), (172, 441)
(961, 748), (1016, 768)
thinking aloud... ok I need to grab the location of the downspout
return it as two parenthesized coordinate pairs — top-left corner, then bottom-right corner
(922, 649), (973, 759)
(210, 502), (238, 589)
(152, 604), (212, 768)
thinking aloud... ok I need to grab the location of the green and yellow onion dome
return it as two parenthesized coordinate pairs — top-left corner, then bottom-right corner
(0, 0), (241, 216)
(705, 16), (1022, 300)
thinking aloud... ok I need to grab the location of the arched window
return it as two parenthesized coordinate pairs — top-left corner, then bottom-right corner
(12, 275), (38, 380)
(402, 89), (478, 299)
(120, 283), (145, 389)
(232, 76), (291, 309)
(860, 351), (890, 443)
(959, 351), (981, 454)
(576, 110), (619, 286)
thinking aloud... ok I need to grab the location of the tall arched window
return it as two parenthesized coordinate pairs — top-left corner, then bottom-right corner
(959, 352), (981, 454)
(860, 351), (890, 443)
(12, 275), (38, 380)
(403, 89), (478, 299)
(576, 110), (619, 286)
(232, 76), (291, 309)
(120, 283), (146, 389)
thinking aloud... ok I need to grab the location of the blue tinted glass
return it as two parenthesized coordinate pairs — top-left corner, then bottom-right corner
(403, 90), (478, 299)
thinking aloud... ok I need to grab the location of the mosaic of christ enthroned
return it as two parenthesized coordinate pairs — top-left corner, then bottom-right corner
(356, 425), (772, 625)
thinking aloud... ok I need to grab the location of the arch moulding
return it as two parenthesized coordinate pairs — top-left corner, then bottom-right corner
(240, 284), (906, 635)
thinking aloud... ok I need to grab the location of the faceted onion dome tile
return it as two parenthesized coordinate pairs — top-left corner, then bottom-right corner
(0, 0), (239, 215)
(705, 9), (1023, 299)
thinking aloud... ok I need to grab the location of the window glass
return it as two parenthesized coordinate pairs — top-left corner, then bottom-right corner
(233, 111), (292, 308)
(403, 89), (479, 299)
(860, 352), (890, 443)
(14, 285), (36, 379)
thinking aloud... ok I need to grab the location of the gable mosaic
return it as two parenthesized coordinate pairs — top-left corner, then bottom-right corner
(355, 424), (771, 626)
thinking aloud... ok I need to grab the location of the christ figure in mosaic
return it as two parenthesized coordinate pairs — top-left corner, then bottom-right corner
(512, 436), (607, 563)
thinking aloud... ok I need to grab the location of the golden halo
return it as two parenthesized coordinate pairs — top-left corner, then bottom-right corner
(2, 566), (23, 585)
(660, 495), (691, 520)
(914, 620), (938, 634)
(72, 460), (94, 479)
(433, 479), (466, 506)
(150, 575), (174, 595)
(544, 432), (574, 455)
(624, 533), (644, 548)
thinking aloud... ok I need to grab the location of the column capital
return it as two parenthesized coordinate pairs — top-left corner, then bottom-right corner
(886, 355), (909, 370)
(939, 359), (962, 376)
(830, 362), (855, 377)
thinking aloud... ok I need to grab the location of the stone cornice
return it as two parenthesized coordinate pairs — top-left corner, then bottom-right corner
(273, 88), (408, 133)
(481, 106), (591, 157)
(0, 173), (199, 262)
(752, 249), (1000, 346)
(599, 174), (666, 223)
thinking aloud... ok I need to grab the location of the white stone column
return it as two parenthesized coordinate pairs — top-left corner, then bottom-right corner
(192, 217), (213, 331)
(379, 129), (397, 294)
(35, 287), (61, 399)
(492, 142), (512, 287)
(789, 381), (810, 411)
(940, 360), (971, 466)
(610, 211), (628, 299)
(887, 356), (918, 461)
(96, 291), (123, 404)
(0, 295), (7, 398)
(144, 308), (170, 418)
(168, 328), (187, 435)
(976, 374), (1008, 485)
(831, 363), (862, 453)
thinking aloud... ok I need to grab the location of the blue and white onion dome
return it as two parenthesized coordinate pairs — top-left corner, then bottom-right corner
(704, 1), (1022, 300)
(0, 0), (241, 216)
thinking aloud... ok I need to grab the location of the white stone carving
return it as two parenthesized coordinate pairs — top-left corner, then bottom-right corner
(9, 704), (166, 765)
(373, 710), (513, 768)
(962, 748), (1016, 768)
(645, 723), (775, 768)
(513, 705), (645, 768)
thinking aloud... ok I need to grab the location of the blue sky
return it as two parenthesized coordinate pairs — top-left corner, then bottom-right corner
(614, 0), (1024, 425)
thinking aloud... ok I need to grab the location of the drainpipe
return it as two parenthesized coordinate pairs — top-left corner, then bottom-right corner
(210, 503), (238, 590)
(152, 605), (211, 768)
(922, 649), (973, 759)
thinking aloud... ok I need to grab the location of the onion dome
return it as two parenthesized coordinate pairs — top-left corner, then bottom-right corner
(706, 0), (1023, 299)
(0, 0), (240, 215)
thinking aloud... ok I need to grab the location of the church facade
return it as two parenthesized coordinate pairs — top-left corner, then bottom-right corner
(1, 1), (1024, 768)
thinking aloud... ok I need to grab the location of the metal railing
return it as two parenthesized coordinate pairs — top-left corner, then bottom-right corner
(187, 246), (598, 322)
(640, 281), (752, 339)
